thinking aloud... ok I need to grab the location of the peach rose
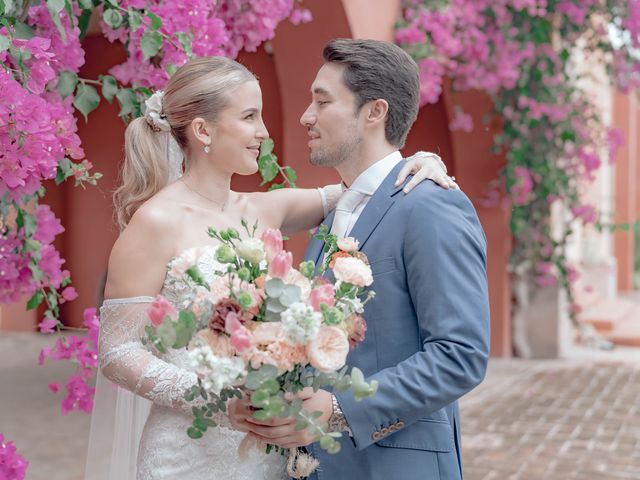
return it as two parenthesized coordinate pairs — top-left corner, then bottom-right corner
(192, 329), (235, 357)
(337, 237), (359, 252)
(308, 284), (336, 312)
(245, 322), (307, 371)
(332, 256), (373, 287)
(329, 251), (351, 269)
(307, 325), (349, 372)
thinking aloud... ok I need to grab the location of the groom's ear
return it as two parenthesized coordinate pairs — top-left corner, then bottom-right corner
(364, 99), (389, 127)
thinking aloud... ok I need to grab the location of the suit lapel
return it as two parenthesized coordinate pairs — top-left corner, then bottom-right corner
(304, 209), (336, 273)
(349, 161), (406, 251)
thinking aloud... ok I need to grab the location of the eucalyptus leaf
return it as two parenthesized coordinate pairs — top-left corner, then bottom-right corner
(279, 284), (301, 307)
(259, 363), (278, 379)
(252, 409), (271, 422)
(245, 371), (264, 390)
(295, 419), (309, 431)
(156, 320), (176, 349)
(261, 379), (280, 395)
(266, 298), (285, 314)
(264, 278), (284, 297)
(251, 389), (270, 408)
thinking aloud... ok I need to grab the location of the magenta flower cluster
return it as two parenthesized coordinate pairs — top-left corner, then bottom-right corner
(396, 0), (640, 324)
(102, 0), (311, 88)
(39, 308), (100, 415)
(0, 434), (28, 480)
(0, 433), (29, 480)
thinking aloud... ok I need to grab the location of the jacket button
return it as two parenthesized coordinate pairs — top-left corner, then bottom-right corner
(381, 427), (389, 436)
(397, 421), (405, 429)
(372, 431), (382, 440)
(388, 425), (398, 433)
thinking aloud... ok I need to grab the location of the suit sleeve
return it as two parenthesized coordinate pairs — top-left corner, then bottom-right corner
(334, 190), (491, 450)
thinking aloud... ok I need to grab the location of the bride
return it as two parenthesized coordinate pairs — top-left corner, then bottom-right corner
(85, 56), (455, 480)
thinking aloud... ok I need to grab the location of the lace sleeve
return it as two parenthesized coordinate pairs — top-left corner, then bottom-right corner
(99, 297), (230, 426)
(318, 184), (343, 216)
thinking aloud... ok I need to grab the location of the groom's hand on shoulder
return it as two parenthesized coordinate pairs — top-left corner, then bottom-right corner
(241, 389), (333, 449)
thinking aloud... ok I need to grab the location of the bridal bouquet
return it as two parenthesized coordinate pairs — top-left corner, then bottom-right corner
(143, 220), (378, 457)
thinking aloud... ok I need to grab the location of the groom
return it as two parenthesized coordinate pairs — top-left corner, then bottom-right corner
(232, 39), (490, 479)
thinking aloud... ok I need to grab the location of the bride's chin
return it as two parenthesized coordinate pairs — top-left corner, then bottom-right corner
(235, 164), (259, 176)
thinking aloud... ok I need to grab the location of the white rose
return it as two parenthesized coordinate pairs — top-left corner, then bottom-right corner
(337, 237), (359, 252)
(235, 238), (265, 265)
(169, 247), (199, 278)
(333, 257), (373, 287)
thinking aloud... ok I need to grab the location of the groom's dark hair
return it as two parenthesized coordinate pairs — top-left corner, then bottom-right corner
(323, 38), (420, 148)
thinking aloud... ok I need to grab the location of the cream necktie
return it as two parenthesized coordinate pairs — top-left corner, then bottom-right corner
(330, 188), (366, 239)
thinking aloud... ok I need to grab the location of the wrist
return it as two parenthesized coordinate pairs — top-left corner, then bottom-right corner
(328, 394), (352, 435)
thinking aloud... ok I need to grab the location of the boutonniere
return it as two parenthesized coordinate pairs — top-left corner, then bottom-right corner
(314, 225), (369, 275)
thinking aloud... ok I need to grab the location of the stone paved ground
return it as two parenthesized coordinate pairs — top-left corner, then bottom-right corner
(1, 333), (640, 480)
(460, 351), (640, 480)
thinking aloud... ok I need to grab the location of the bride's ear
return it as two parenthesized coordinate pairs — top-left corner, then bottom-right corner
(190, 117), (214, 149)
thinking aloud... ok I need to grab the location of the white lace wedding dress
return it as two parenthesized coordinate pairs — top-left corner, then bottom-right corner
(86, 246), (286, 480)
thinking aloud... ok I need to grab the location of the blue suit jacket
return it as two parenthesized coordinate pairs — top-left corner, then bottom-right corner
(302, 161), (491, 480)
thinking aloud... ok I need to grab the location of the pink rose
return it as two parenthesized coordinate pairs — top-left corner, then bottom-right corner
(269, 251), (293, 279)
(309, 284), (336, 312)
(345, 314), (367, 349)
(147, 295), (177, 327)
(337, 237), (359, 252)
(333, 257), (373, 287)
(307, 325), (349, 372)
(261, 228), (283, 262)
(225, 312), (252, 352)
(230, 328), (252, 352)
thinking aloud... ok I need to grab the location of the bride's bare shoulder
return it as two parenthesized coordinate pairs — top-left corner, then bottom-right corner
(105, 198), (178, 299)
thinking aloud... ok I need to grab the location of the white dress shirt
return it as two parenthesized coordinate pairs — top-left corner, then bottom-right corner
(330, 150), (403, 238)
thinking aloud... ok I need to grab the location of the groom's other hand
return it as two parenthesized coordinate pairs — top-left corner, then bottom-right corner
(227, 395), (254, 432)
(228, 389), (315, 433)
(241, 389), (333, 449)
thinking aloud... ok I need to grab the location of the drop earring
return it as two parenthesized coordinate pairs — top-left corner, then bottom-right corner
(203, 144), (211, 154)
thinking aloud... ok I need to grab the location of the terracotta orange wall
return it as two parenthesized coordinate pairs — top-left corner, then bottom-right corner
(613, 91), (639, 292)
(442, 88), (512, 357)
